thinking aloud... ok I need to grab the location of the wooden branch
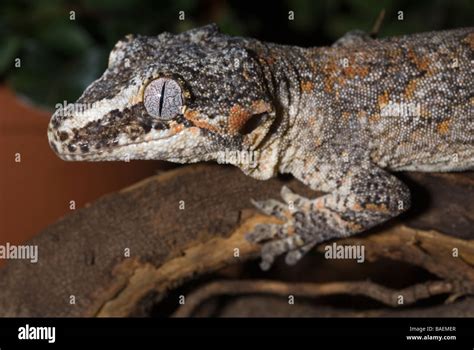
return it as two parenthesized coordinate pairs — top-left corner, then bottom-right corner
(206, 295), (474, 317)
(0, 164), (472, 317)
(172, 279), (473, 317)
(325, 225), (474, 283)
(94, 216), (266, 317)
(0, 164), (293, 317)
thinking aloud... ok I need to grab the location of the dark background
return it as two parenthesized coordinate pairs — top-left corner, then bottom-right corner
(1, 0), (473, 108)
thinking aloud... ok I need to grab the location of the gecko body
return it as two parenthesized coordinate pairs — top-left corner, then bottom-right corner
(48, 24), (474, 269)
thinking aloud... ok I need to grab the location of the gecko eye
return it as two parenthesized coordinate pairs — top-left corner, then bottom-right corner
(144, 78), (183, 120)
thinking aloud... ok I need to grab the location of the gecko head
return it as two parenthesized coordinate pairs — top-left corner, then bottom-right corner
(47, 24), (276, 165)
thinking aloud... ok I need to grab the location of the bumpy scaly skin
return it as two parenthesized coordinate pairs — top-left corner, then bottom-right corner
(48, 24), (474, 270)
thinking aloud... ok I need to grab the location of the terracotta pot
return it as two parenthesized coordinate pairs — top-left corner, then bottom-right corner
(0, 86), (167, 260)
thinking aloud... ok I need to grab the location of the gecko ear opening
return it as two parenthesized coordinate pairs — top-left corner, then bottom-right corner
(240, 112), (268, 135)
(241, 110), (276, 149)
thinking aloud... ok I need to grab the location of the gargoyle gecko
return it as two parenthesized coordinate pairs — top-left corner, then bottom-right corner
(48, 24), (474, 270)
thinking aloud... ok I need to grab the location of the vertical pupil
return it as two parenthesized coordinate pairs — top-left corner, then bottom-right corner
(159, 81), (166, 117)
(144, 77), (182, 120)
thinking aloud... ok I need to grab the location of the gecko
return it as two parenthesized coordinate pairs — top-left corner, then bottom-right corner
(47, 24), (474, 270)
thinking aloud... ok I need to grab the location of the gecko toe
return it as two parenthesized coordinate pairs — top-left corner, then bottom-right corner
(280, 186), (310, 209)
(245, 223), (282, 243)
(251, 198), (289, 221)
(259, 235), (306, 269)
(285, 242), (318, 265)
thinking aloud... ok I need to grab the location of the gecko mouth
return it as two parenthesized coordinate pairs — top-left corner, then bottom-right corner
(47, 112), (181, 161)
(48, 126), (214, 163)
(50, 134), (177, 161)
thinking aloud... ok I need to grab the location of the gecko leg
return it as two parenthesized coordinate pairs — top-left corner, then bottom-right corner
(246, 164), (411, 270)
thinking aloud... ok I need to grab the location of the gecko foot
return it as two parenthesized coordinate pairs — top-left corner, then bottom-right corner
(246, 186), (334, 270)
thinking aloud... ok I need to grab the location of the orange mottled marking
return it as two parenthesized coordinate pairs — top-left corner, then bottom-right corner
(323, 58), (339, 93)
(369, 113), (381, 123)
(342, 64), (369, 79)
(228, 100), (271, 134)
(366, 203), (389, 213)
(324, 57), (369, 93)
(410, 129), (425, 141)
(464, 33), (474, 50)
(301, 81), (314, 93)
(404, 79), (418, 99)
(286, 225), (296, 235)
(324, 79), (333, 93)
(228, 104), (252, 134)
(437, 118), (451, 135)
(347, 222), (363, 232)
(184, 110), (219, 132)
(250, 100), (272, 114)
(309, 60), (319, 73)
(170, 122), (184, 134)
(336, 75), (350, 88)
(378, 91), (390, 109)
(259, 54), (275, 66)
(387, 47), (403, 62)
(407, 48), (430, 72)
(352, 202), (363, 211)
(189, 127), (200, 135)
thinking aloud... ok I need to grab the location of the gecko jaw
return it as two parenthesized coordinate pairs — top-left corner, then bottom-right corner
(49, 131), (174, 161)
(48, 126), (215, 163)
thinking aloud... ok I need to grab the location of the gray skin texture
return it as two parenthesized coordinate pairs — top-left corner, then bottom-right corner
(48, 24), (474, 270)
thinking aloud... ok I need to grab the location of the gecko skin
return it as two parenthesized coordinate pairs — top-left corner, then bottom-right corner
(48, 24), (474, 270)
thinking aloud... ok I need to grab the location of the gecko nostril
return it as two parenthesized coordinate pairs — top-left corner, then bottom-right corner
(58, 131), (69, 141)
(67, 144), (77, 153)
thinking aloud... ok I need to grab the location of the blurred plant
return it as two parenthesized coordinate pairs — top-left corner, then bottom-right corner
(0, 0), (472, 109)
(0, 0), (200, 108)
